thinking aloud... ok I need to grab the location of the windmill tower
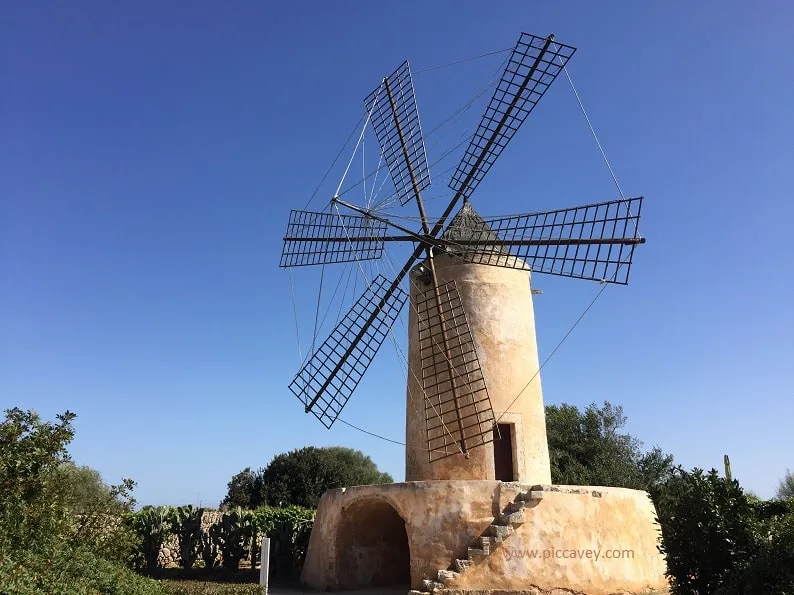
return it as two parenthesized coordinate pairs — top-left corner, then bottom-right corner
(284, 32), (666, 595)
(404, 203), (553, 485)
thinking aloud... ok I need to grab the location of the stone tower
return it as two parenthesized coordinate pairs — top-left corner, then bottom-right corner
(404, 202), (552, 484)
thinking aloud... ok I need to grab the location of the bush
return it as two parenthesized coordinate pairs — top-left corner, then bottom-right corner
(251, 505), (314, 578)
(0, 544), (166, 595)
(655, 467), (794, 594)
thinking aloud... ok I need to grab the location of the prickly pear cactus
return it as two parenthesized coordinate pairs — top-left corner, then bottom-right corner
(171, 504), (204, 569)
(211, 506), (254, 569)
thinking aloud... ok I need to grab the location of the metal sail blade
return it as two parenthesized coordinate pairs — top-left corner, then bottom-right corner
(448, 33), (576, 202)
(416, 280), (496, 461)
(446, 197), (645, 285)
(289, 274), (408, 428)
(280, 209), (388, 268)
(364, 61), (430, 207)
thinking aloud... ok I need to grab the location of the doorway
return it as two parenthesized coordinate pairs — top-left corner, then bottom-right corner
(335, 499), (410, 590)
(493, 423), (514, 481)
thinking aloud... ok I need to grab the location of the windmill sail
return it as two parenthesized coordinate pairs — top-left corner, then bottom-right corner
(416, 280), (497, 461)
(289, 274), (407, 428)
(442, 198), (645, 285)
(449, 33), (576, 202)
(280, 209), (388, 268)
(364, 61), (430, 207)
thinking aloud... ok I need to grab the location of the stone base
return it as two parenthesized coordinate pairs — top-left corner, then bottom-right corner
(301, 481), (668, 594)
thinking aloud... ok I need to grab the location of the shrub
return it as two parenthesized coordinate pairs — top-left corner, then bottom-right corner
(655, 467), (794, 594)
(0, 544), (166, 595)
(251, 505), (314, 578)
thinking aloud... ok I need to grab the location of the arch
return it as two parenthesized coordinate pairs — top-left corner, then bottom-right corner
(335, 497), (410, 590)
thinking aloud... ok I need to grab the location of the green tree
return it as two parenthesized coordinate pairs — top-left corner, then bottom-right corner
(0, 407), (164, 594)
(222, 446), (393, 509)
(220, 466), (260, 509)
(0, 407), (75, 552)
(545, 401), (674, 490)
(777, 469), (794, 499)
(262, 446), (393, 508)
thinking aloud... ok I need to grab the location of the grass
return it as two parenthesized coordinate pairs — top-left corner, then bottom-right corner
(156, 567), (300, 595)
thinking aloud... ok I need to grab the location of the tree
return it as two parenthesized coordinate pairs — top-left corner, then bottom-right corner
(0, 407), (75, 551)
(220, 466), (260, 509)
(262, 446), (393, 508)
(222, 446), (393, 509)
(545, 401), (674, 491)
(777, 469), (794, 499)
(0, 407), (163, 594)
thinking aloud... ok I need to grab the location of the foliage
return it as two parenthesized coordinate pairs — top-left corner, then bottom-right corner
(777, 469), (794, 499)
(131, 505), (174, 573)
(655, 466), (794, 594)
(0, 534), (165, 595)
(0, 407), (75, 552)
(222, 447), (392, 510)
(545, 401), (675, 490)
(251, 505), (315, 578)
(170, 505), (205, 569)
(211, 507), (254, 570)
(160, 580), (264, 595)
(222, 446), (393, 510)
(55, 461), (142, 565)
(0, 406), (161, 594)
(221, 467), (259, 509)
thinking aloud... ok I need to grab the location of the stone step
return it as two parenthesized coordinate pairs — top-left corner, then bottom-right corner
(487, 524), (513, 541)
(467, 547), (487, 561)
(437, 569), (459, 585)
(454, 558), (471, 573)
(479, 536), (492, 554)
(421, 579), (444, 592)
(500, 509), (526, 526)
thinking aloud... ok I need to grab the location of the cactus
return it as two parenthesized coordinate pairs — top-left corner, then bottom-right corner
(170, 504), (205, 569)
(129, 506), (172, 573)
(200, 527), (219, 571)
(211, 506), (254, 570)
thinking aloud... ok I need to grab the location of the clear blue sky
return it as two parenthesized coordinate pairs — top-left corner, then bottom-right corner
(2, 1), (792, 507)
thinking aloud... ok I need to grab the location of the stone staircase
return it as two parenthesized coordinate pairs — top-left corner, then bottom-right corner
(418, 486), (544, 594)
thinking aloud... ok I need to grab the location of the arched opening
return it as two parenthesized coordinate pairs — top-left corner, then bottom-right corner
(335, 498), (410, 590)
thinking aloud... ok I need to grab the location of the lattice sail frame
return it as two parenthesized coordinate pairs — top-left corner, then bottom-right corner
(280, 209), (387, 268)
(449, 33), (576, 202)
(444, 197), (644, 285)
(416, 280), (497, 461)
(364, 61), (430, 206)
(288, 274), (407, 428)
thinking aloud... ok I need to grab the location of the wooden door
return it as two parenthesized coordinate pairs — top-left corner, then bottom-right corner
(493, 423), (514, 481)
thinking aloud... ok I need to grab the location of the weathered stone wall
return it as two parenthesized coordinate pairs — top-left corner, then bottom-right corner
(302, 481), (668, 594)
(157, 510), (223, 568)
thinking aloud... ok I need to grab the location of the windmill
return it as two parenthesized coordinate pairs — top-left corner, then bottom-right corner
(280, 32), (645, 468)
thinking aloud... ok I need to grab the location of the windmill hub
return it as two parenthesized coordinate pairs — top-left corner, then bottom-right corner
(284, 31), (668, 595)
